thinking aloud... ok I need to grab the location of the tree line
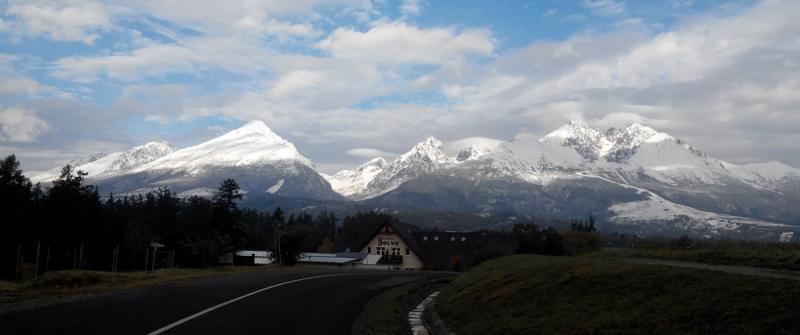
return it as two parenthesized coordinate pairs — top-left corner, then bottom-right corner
(0, 155), (399, 279)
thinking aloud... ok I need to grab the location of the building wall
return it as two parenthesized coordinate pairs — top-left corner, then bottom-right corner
(360, 232), (424, 270)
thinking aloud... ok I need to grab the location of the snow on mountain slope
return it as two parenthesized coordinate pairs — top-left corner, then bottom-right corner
(604, 123), (663, 162)
(32, 142), (174, 183)
(541, 120), (614, 160)
(445, 137), (503, 161)
(580, 171), (793, 235)
(725, 161), (800, 184)
(322, 157), (387, 197)
(350, 137), (457, 200)
(479, 132), (585, 184)
(622, 136), (731, 185)
(134, 120), (312, 175)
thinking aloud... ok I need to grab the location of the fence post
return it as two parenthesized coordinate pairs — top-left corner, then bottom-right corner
(34, 241), (41, 278)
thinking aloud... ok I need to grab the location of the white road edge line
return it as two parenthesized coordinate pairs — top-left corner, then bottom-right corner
(147, 272), (387, 335)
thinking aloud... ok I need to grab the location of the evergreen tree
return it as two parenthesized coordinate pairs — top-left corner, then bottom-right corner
(212, 178), (244, 251)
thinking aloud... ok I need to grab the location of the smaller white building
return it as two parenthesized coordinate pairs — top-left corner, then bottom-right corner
(220, 250), (274, 265)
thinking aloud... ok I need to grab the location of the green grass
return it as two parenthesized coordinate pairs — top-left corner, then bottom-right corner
(352, 280), (446, 335)
(617, 245), (800, 271)
(436, 254), (800, 335)
(0, 266), (290, 297)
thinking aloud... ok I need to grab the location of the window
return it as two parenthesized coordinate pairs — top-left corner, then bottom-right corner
(367, 247), (371, 254)
(376, 247), (385, 255)
(434, 236), (439, 241)
(391, 247), (401, 256)
(461, 237), (466, 242)
(423, 236), (428, 241)
(450, 236), (456, 242)
(405, 248), (410, 256)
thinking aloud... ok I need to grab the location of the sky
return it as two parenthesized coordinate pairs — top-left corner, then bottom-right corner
(0, 0), (798, 174)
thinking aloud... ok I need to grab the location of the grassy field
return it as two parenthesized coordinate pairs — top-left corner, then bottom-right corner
(435, 254), (800, 335)
(0, 265), (290, 298)
(351, 280), (446, 335)
(615, 244), (800, 271)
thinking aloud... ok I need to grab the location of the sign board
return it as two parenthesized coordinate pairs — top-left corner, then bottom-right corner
(378, 237), (400, 246)
(150, 242), (165, 248)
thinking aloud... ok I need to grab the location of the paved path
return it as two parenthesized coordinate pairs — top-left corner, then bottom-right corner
(627, 258), (800, 281)
(0, 268), (456, 335)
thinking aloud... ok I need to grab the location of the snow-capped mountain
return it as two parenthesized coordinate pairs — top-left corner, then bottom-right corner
(329, 137), (459, 200)
(540, 120), (614, 160)
(34, 119), (800, 239)
(133, 121), (311, 174)
(322, 157), (388, 197)
(724, 161), (800, 186)
(335, 121), (800, 239)
(36, 120), (341, 201)
(32, 141), (174, 183)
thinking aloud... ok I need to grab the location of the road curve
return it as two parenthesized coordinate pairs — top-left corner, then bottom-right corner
(0, 268), (457, 335)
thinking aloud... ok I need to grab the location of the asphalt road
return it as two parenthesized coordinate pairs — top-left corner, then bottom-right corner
(0, 268), (457, 335)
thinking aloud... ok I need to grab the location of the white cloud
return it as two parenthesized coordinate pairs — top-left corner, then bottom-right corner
(443, 137), (503, 155)
(123, 0), (364, 39)
(0, 77), (43, 96)
(445, 0), (800, 164)
(581, 0), (625, 16)
(5, 0), (113, 43)
(270, 70), (326, 99)
(52, 44), (199, 82)
(316, 21), (495, 64)
(346, 148), (396, 158)
(0, 106), (51, 142)
(400, 0), (423, 17)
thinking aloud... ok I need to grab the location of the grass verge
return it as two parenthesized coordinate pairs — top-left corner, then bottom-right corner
(0, 265), (289, 298)
(352, 280), (447, 335)
(436, 254), (800, 335)
(615, 245), (800, 271)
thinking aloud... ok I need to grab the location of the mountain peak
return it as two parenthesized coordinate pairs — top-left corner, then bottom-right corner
(217, 120), (286, 144)
(363, 157), (388, 167)
(134, 120), (312, 173)
(541, 121), (610, 160)
(401, 136), (451, 163)
(543, 120), (596, 140)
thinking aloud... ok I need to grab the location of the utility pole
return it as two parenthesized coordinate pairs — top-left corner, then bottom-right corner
(144, 247), (150, 272)
(72, 247), (77, 270)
